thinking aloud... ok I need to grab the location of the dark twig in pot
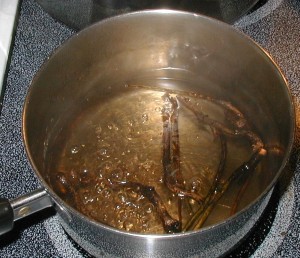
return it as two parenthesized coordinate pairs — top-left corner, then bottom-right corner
(129, 84), (247, 129)
(161, 93), (204, 204)
(177, 96), (263, 152)
(185, 148), (267, 231)
(230, 175), (251, 216)
(108, 180), (181, 233)
(183, 129), (227, 231)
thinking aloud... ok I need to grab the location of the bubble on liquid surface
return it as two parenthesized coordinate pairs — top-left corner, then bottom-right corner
(109, 168), (126, 182)
(123, 220), (134, 231)
(95, 125), (102, 135)
(141, 113), (149, 123)
(98, 148), (110, 158)
(98, 161), (113, 173)
(70, 145), (80, 154)
(82, 191), (94, 205)
(143, 203), (154, 214)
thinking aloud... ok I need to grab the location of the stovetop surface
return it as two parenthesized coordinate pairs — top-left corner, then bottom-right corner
(0, 0), (300, 257)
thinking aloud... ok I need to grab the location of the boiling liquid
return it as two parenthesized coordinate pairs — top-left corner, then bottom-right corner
(51, 79), (264, 234)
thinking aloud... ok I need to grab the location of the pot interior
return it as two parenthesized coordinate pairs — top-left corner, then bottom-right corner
(23, 11), (294, 234)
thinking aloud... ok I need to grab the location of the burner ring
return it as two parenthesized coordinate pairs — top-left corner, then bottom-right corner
(235, 0), (284, 27)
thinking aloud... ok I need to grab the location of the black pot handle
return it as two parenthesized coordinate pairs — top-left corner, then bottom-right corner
(0, 197), (14, 235)
(0, 188), (53, 235)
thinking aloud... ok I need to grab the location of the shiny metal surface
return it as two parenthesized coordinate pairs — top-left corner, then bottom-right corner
(56, 189), (273, 257)
(10, 188), (52, 221)
(21, 10), (294, 257)
(35, 0), (259, 29)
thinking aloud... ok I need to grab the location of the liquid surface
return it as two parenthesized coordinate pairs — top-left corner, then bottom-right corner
(50, 80), (266, 234)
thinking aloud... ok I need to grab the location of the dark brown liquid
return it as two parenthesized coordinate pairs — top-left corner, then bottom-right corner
(50, 79), (265, 234)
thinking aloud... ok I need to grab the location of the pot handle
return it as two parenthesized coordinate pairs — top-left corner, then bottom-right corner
(0, 197), (14, 235)
(0, 188), (53, 235)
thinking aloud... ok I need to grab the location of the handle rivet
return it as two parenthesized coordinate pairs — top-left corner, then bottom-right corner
(18, 207), (30, 217)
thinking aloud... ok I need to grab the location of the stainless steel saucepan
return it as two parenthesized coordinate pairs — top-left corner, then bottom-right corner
(0, 10), (295, 257)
